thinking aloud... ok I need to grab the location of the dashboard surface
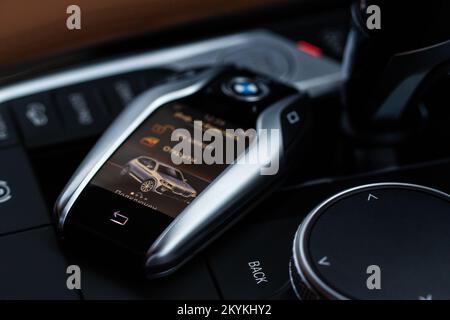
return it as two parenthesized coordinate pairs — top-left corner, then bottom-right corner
(1, 1), (449, 301)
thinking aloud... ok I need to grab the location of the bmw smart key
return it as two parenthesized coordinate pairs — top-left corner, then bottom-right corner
(55, 66), (311, 277)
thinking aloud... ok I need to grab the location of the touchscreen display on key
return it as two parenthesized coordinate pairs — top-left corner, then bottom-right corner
(91, 102), (253, 218)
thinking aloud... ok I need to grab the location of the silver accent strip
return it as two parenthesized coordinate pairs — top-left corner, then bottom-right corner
(0, 37), (244, 103)
(0, 30), (341, 105)
(292, 182), (450, 300)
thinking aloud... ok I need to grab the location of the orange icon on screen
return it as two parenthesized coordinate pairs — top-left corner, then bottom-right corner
(151, 123), (175, 135)
(140, 137), (160, 147)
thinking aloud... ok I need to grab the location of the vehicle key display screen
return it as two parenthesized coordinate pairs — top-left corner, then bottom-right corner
(91, 102), (252, 218)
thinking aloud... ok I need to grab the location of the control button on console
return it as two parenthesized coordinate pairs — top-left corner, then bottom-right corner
(222, 77), (269, 102)
(102, 76), (143, 115)
(102, 70), (174, 115)
(0, 147), (50, 234)
(72, 255), (219, 300)
(0, 226), (78, 299)
(55, 86), (110, 139)
(10, 93), (65, 147)
(0, 106), (18, 147)
(208, 218), (300, 299)
(0, 180), (12, 204)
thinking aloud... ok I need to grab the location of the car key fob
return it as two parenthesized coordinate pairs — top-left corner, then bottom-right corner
(54, 65), (312, 278)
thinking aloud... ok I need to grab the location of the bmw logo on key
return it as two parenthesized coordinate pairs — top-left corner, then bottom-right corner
(222, 77), (269, 102)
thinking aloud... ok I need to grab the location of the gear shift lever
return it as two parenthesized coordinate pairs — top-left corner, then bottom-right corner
(342, 0), (450, 144)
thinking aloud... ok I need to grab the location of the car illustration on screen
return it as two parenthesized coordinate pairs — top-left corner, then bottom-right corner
(120, 156), (197, 203)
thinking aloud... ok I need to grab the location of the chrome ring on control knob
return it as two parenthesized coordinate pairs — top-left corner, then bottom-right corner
(290, 182), (450, 300)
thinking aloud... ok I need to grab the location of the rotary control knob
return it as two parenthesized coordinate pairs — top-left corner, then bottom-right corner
(290, 183), (450, 300)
